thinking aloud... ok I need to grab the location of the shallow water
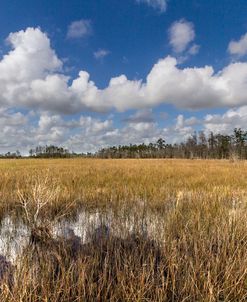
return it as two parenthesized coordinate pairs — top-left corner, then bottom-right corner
(0, 206), (167, 263)
(0, 216), (29, 262)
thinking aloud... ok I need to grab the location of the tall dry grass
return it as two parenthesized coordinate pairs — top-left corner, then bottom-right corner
(0, 158), (246, 300)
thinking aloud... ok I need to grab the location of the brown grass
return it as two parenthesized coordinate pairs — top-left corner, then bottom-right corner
(0, 158), (247, 301)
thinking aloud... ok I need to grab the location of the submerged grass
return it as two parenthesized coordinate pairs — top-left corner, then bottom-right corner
(0, 158), (247, 300)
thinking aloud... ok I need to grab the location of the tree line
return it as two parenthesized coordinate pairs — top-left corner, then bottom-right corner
(96, 128), (247, 160)
(1, 128), (247, 160)
(28, 145), (87, 158)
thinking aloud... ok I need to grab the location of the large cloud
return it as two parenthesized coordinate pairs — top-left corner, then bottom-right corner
(2, 27), (247, 114)
(1, 28), (62, 81)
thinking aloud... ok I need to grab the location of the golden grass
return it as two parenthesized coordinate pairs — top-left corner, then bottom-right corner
(0, 158), (247, 301)
(0, 158), (247, 216)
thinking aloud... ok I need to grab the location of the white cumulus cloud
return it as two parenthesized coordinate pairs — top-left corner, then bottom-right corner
(2, 27), (247, 115)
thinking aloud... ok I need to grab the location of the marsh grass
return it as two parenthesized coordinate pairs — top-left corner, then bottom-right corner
(0, 159), (247, 300)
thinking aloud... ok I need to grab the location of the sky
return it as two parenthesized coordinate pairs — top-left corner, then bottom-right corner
(1, 0), (247, 154)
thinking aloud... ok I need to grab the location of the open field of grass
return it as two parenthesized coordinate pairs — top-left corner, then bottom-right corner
(0, 158), (247, 301)
(1, 158), (247, 218)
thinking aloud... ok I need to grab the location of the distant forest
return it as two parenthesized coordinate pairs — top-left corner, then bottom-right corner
(2, 128), (247, 160)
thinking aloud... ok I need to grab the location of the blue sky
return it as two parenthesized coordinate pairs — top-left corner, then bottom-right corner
(1, 0), (247, 153)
